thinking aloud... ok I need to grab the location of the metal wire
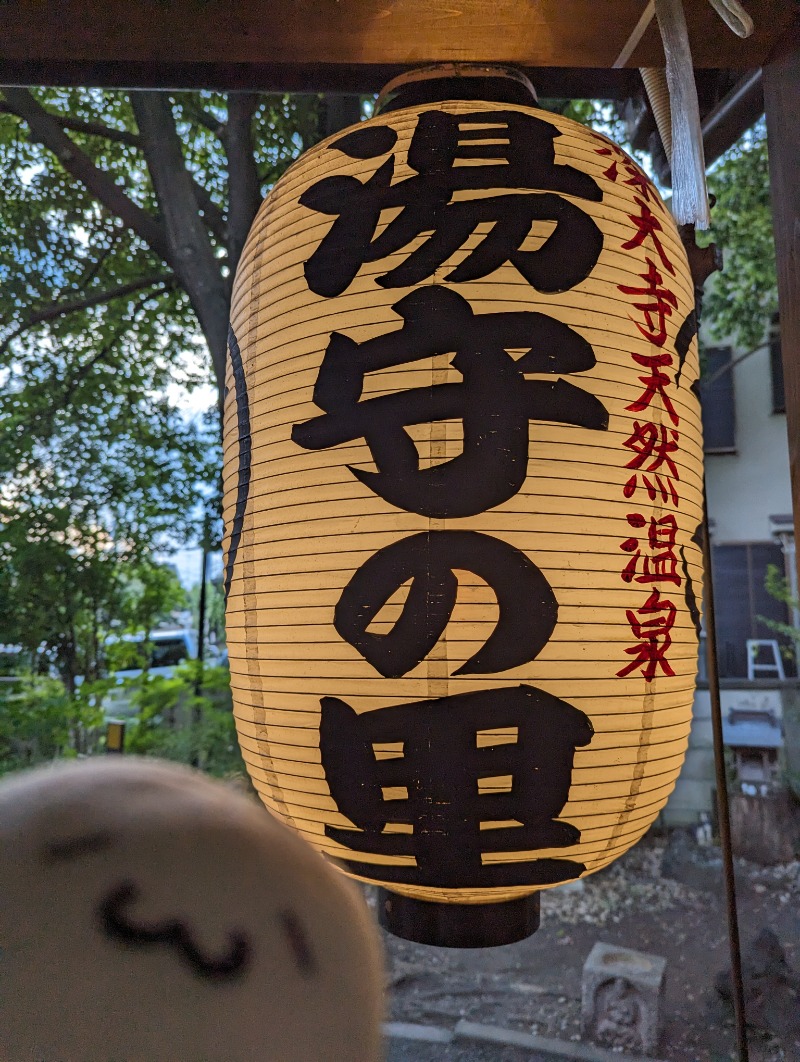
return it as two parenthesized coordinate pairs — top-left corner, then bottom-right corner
(702, 493), (750, 1062)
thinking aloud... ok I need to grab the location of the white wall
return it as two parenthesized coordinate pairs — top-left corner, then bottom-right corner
(664, 333), (795, 826)
(705, 343), (792, 543)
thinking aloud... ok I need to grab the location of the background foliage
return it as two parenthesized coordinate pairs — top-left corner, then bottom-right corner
(702, 120), (776, 350)
(124, 664), (244, 779)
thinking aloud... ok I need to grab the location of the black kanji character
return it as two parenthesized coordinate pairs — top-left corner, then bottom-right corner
(335, 530), (558, 678)
(292, 286), (609, 518)
(321, 685), (593, 888)
(301, 109), (603, 297)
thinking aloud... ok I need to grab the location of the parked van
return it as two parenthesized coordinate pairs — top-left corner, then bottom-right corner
(97, 629), (199, 719)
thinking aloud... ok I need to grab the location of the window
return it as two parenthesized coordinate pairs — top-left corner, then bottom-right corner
(149, 638), (190, 669)
(710, 542), (796, 679)
(769, 313), (785, 414)
(700, 345), (736, 453)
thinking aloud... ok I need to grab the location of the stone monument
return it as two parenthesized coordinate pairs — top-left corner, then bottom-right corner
(581, 942), (667, 1055)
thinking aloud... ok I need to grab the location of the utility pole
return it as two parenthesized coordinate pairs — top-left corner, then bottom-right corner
(191, 510), (210, 766)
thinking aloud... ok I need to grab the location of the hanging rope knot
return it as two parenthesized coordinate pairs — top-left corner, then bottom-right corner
(616, 1), (755, 228)
(706, 0), (754, 38)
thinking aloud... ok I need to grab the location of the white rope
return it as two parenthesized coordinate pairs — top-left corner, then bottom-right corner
(615, 0), (753, 69)
(614, 0), (755, 227)
(654, 0), (711, 227)
(613, 1), (655, 68)
(706, 0), (754, 37)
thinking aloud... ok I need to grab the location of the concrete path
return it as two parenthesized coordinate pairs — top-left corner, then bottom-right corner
(384, 1021), (663, 1062)
(386, 1039), (551, 1062)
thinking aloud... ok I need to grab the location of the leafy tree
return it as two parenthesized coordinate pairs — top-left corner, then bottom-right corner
(0, 674), (104, 776)
(0, 88), (343, 688)
(758, 564), (800, 657)
(0, 504), (195, 690)
(188, 573), (226, 651)
(99, 559), (191, 672)
(0, 309), (213, 686)
(116, 559), (188, 639)
(0, 90), (357, 687)
(701, 121), (776, 350)
(124, 664), (245, 779)
(0, 89), (355, 408)
(0, 504), (123, 688)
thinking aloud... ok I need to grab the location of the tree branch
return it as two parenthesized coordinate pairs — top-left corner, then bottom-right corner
(1, 88), (173, 268)
(0, 102), (140, 147)
(51, 114), (140, 148)
(17, 283), (175, 446)
(61, 284), (174, 405)
(225, 93), (262, 284)
(78, 229), (123, 289)
(130, 91), (230, 396)
(701, 341), (769, 387)
(190, 179), (227, 246)
(182, 100), (227, 141)
(0, 273), (176, 356)
(2, 96), (225, 248)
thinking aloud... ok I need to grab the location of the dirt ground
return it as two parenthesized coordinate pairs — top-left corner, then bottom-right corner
(374, 837), (800, 1062)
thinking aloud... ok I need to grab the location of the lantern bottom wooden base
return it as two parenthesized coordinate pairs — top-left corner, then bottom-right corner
(377, 889), (541, 948)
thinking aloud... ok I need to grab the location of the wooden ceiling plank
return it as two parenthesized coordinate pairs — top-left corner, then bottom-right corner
(0, 0), (794, 76)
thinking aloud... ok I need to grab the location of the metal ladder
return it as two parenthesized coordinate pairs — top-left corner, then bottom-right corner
(746, 639), (786, 681)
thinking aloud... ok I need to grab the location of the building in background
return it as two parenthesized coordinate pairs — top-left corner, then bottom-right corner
(665, 316), (800, 824)
(702, 314), (797, 674)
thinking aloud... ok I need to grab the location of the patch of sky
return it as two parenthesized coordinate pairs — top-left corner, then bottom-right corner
(164, 546), (224, 589)
(18, 163), (44, 185)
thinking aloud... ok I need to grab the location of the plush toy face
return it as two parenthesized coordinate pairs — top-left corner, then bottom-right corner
(0, 759), (384, 1062)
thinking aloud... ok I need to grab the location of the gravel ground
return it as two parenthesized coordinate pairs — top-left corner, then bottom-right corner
(373, 837), (800, 1062)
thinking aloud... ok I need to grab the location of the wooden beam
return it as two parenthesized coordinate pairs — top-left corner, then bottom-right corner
(0, 0), (793, 90)
(702, 70), (764, 167)
(764, 27), (800, 594)
(0, 61), (641, 98)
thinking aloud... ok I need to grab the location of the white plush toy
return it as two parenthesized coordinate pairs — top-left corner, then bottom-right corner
(0, 758), (383, 1062)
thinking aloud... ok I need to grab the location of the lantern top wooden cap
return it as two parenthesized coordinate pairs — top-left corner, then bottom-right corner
(375, 64), (539, 114)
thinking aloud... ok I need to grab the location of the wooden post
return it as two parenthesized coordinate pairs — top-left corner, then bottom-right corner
(105, 719), (126, 754)
(764, 28), (800, 594)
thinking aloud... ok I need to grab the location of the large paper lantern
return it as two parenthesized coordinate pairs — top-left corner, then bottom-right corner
(224, 68), (704, 946)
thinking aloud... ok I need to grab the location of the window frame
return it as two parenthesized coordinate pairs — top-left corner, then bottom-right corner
(700, 344), (737, 454)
